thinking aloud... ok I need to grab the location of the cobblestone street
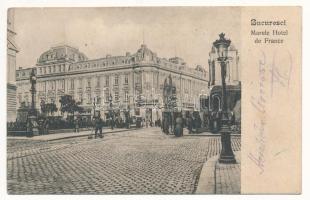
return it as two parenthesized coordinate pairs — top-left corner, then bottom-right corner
(7, 128), (241, 194)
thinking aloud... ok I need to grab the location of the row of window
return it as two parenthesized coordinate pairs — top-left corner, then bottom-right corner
(37, 80), (65, 91)
(71, 59), (132, 71)
(19, 88), (201, 108)
(69, 75), (129, 90)
(68, 57), (205, 78)
(43, 52), (86, 62)
(18, 91), (195, 107)
(18, 90), (129, 106)
(34, 75), (129, 92)
(37, 64), (66, 75)
(72, 90), (129, 104)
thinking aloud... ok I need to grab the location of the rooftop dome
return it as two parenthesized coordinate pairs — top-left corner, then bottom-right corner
(37, 45), (88, 65)
(135, 44), (157, 62)
(137, 44), (154, 54)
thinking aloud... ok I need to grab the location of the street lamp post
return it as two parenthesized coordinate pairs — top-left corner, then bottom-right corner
(93, 97), (96, 118)
(125, 98), (130, 129)
(109, 93), (113, 111)
(28, 68), (39, 136)
(109, 93), (114, 129)
(213, 33), (236, 164)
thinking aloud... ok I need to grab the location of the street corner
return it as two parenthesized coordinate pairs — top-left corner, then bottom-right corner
(195, 151), (241, 194)
(195, 154), (218, 194)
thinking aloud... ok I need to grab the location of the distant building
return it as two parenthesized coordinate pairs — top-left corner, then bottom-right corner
(16, 44), (208, 123)
(207, 43), (241, 113)
(7, 9), (19, 122)
(208, 44), (240, 86)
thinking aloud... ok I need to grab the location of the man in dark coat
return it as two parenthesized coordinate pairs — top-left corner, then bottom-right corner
(94, 116), (103, 138)
(44, 118), (49, 135)
(162, 113), (169, 134)
(74, 118), (80, 133)
(26, 119), (33, 137)
(187, 115), (193, 134)
(125, 113), (130, 129)
(110, 116), (115, 130)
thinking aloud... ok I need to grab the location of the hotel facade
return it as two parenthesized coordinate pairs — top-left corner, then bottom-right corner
(16, 44), (209, 123)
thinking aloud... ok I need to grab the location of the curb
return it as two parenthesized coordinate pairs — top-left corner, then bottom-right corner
(195, 155), (219, 194)
(7, 128), (138, 142)
(184, 134), (241, 137)
(46, 128), (139, 142)
(196, 151), (241, 194)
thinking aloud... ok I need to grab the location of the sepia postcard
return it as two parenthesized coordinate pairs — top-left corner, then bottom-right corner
(6, 7), (301, 195)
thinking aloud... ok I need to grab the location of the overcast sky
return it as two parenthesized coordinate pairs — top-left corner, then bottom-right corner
(13, 7), (241, 69)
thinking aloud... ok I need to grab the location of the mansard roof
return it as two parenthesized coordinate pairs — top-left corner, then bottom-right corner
(37, 45), (88, 65)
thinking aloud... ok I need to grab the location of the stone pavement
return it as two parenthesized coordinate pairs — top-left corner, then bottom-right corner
(7, 127), (241, 194)
(215, 152), (240, 194)
(196, 151), (241, 194)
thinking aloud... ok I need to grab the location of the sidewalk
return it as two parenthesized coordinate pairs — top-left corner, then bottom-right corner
(182, 128), (241, 137)
(196, 151), (241, 194)
(7, 128), (137, 142)
(184, 132), (241, 137)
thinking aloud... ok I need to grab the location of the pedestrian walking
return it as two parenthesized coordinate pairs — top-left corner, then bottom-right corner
(158, 118), (161, 128)
(94, 116), (103, 138)
(187, 115), (193, 134)
(74, 118), (80, 133)
(110, 117), (115, 130)
(26, 118), (33, 137)
(146, 119), (149, 128)
(38, 118), (44, 135)
(162, 114), (169, 134)
(44, 118), (49, 135)
(125, 114), (130, 129)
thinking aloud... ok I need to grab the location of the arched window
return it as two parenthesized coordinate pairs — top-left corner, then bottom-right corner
(96, 77), (100, 87)
(87, 78), (91, 88)
(124, 75), (129, 85)
(105, 76), (109, 86)
(114, 75), (119, 85)
(70, 79), (74, 89)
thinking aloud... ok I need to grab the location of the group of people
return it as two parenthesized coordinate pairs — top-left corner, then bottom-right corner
(74, 115), (107, 138)
(73, 115), (129, 134)
(37, 118), (50, 135)
(161, 112), (185, 137)
(161, 113), (188, 136)
(161, 110), (237, 137)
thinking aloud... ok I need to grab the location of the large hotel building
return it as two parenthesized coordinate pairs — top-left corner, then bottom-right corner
(15, 43), (239, 123)
(16, 44), (209, 122)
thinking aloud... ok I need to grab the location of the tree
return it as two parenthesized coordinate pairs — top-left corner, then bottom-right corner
(40, 100), (58, 116)
(59, 95), (84, 117)
(46, 103), (58, 116)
